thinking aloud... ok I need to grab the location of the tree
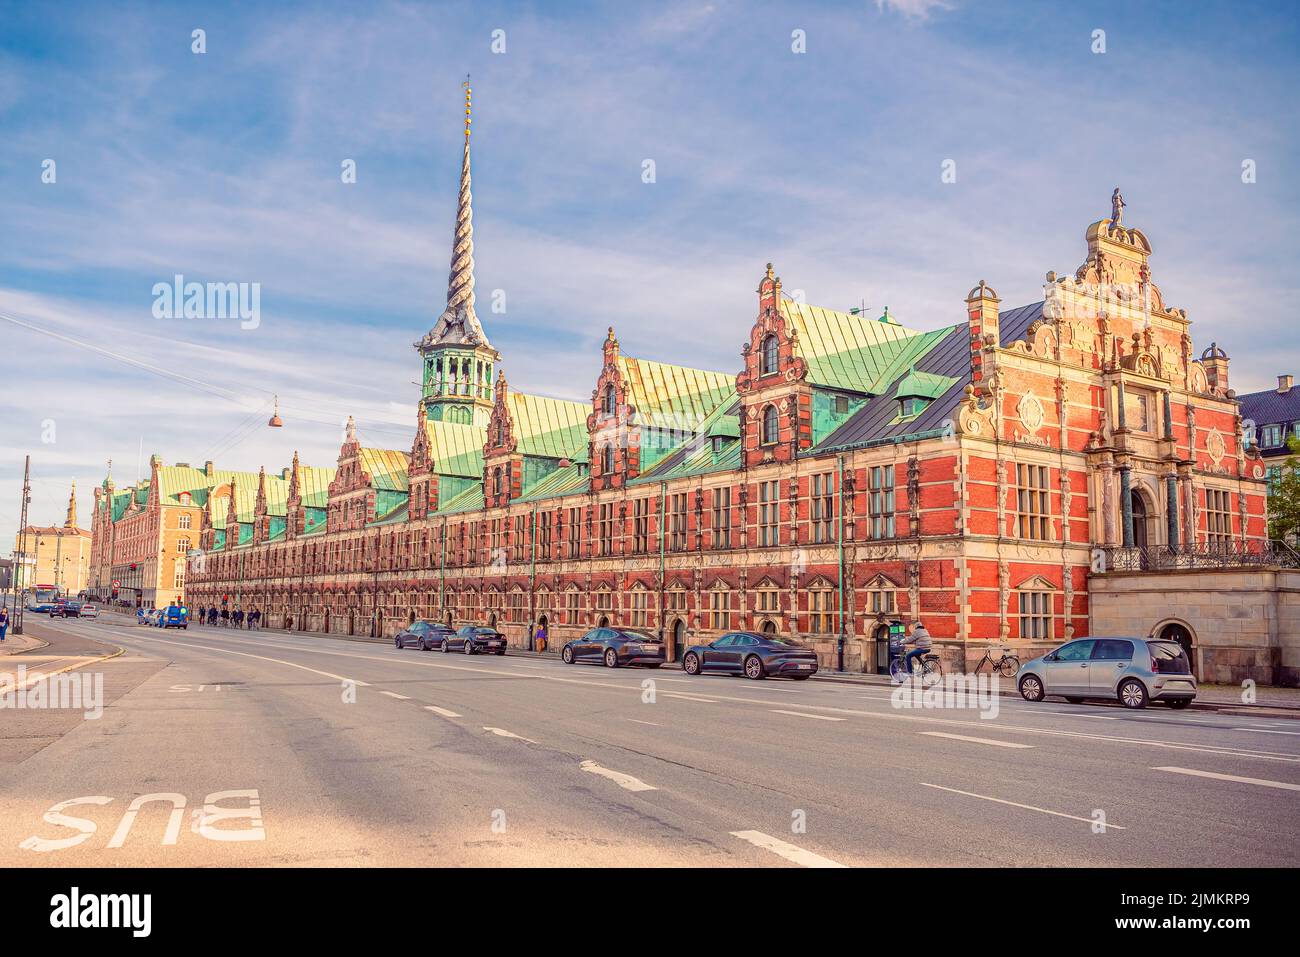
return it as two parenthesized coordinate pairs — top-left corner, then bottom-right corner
(1266, 437), (1300, 542)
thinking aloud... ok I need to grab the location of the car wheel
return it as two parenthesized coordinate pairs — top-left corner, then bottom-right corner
(463, 640), (474, 655)
(791, 674), (811, 681)
(421, 640), (431, 651)
(1118, 679), (1148, 709)
(1166, 698), (1192, 710)
(604, 648), (619, 668)
(1018, 674), (1045, 702)
(496, 649), (505, 656)
(744, 655), (765, 680)
(395, 637), (402, 648)
(1065, 696), (1085, 704)
(562, 646), (574, 664)
(683, 652), (700, 675)
(441, 639), (451, 653)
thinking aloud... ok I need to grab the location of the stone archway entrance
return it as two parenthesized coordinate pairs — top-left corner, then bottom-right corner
(670, 618), (686, 661)
(760, 619), (777, 635)
(1156, 621), (1195, 671)
(597, 615), (609, 629)
(323, 609), (330, 634)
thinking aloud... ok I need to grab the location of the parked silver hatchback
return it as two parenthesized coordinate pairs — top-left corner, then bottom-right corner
(1017, 637), (1197, 710)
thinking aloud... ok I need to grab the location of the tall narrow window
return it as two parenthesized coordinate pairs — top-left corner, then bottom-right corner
(761, 405), (779, 445)
(869, 465), (895, 540)
(670, 492), (688, 551)
(567, 507), (582, 558)
(809, 587), (835, 634)
(758, 479), (779, 547)
(603, 384), (616, 415)
(598, 502), (614, 556)
(711, 486), (732, 549)
(1016, 463), (1050, 541)
(761, 335), (778, 376)
(811, 473), (835, 544)
(709, 587), (731, 630)
(602, 444), (615, 476)
(633, 498), (650, 554)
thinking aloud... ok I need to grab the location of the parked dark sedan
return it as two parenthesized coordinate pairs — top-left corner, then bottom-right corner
(49, 600), (83, 619)
(395, 620), (455, 651)
(561, 628), (665, 668)
(443, 625), (508, 655)
(683, 632), (818, 680)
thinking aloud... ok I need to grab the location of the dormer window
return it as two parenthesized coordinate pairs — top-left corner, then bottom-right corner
(900, 397), (929, 418)
(603, 384), (616, 416)
(711, 436), (724, 455)
(761, 335), (778, 376)
(601, 444), (615, 475)
(492, 467), (502, 495)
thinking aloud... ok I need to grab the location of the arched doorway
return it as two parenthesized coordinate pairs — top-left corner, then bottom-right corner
(1132, 491), (1150, 550)
(670, 618), (686, 661)
(872, 622), (892, 675)
(760, 619), (777, 635)
(1156, 621), (1195, 670)
(597, 615), (609, 629)
(408, 609), (417, 625)
(488, 612), (497, 628)
(323, 608), (330, 634)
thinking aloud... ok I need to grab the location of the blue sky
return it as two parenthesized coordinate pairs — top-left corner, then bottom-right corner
(1, 0), (1298, 549)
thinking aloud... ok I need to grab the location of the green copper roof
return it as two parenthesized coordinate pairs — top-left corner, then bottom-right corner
(259, 474), (289, 517)
(895, 367), (957, 400)
(617, 355), (734, 433)
(508, 391), (588, 460)
(781, 300), (955, 395)
(422, 418), (485, 479)
(295, 465), (335, 507)
(517, 463), (590, 503)
(436, 483), (484, 514)
(358, 448), (410, 492)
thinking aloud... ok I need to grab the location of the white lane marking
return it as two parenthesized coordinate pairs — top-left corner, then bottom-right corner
(1012, 708), (1122, 721)
(425, 705), (461, 718)
(663, 692), (719, 703)
(579, 760), (657, 792)
(118, 632), (370, 686)
(1153, 767), (1300, 791)
(381, 691), (411, 700)
(729, 830), (846, 868)
(483, 726), (536, 743)
(150, 631), (1300, 763)
(771, 709), (845, 722)
(920, 783), (1126, 830)
(626, 718), (662, 727)
(919, 732), (1034, 749)
(1231, 727), (1300, 736)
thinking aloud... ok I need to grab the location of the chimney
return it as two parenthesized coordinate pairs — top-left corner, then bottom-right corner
(965, 280), (1001, 386)
(1279, 374), (1294, 395)
(205, 461), (214, 477)
(1200, 343), (1230, 394)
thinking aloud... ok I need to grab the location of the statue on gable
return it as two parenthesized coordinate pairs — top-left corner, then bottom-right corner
(1110, 187), (1125, 228)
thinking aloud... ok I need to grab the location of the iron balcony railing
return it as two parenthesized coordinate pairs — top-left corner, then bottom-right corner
(1101, 540), (1300, 572)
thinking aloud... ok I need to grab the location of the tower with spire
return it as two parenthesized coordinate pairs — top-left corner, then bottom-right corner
(64, 481), (78, 529)
(414, 78), (500, 428)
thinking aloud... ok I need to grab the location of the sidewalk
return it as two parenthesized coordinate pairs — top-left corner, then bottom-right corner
(111, 612), (1300, 718)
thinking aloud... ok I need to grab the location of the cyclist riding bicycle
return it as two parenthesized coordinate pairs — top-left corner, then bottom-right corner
(901, 621), (932, 675)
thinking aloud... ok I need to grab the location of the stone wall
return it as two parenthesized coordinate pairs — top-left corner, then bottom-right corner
(1089, 567), (1300, 686)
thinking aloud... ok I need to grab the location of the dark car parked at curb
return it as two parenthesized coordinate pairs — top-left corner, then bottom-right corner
(683, 632), (819, 680)
(561, 628), (665, 668)
(1016, 637), (1197, 709)
(443, 625), (508, 655)
(395, 620), (455, 651)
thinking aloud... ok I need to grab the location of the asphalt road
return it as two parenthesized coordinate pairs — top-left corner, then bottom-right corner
(2, 616), (1297, 867)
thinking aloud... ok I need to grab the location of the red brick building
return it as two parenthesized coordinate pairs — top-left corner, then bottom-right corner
(182, 98), (1272, 678)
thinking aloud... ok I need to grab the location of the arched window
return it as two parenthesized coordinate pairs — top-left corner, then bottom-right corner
(602, 444), (615, 474)
(761, 405), (779, 445)
(761, 335), (779, 376)
(492, 467), (502, 495)
(603, 384), (616, 415)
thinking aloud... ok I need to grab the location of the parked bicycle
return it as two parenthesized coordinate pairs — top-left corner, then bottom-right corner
(972, 646), (1020, 677)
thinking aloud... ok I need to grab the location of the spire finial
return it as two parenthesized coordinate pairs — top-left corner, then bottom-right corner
(463, 73), (472, 139)
(65, 481), (78, 528)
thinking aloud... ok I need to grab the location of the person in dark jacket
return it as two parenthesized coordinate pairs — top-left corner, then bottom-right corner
(233, 608), (245, 629)
(220, 607), (230, 627)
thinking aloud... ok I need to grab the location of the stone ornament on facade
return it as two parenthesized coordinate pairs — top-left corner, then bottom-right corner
(1206, 428), (1226, 468)
(1017, 390), (1045, 434)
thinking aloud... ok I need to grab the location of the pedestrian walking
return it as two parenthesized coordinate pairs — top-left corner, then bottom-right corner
(233, 607), (245, 629)
(249, 607), (261, 631)
(534, 621), (548, 653)
(208, 607), (217, 627)
(221, 607), (230, 628)
(0, 604), (9, 642)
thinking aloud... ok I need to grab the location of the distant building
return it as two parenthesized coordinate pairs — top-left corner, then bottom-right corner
(1238, 374), (1300, 491)
(11, 485), (92, 594)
